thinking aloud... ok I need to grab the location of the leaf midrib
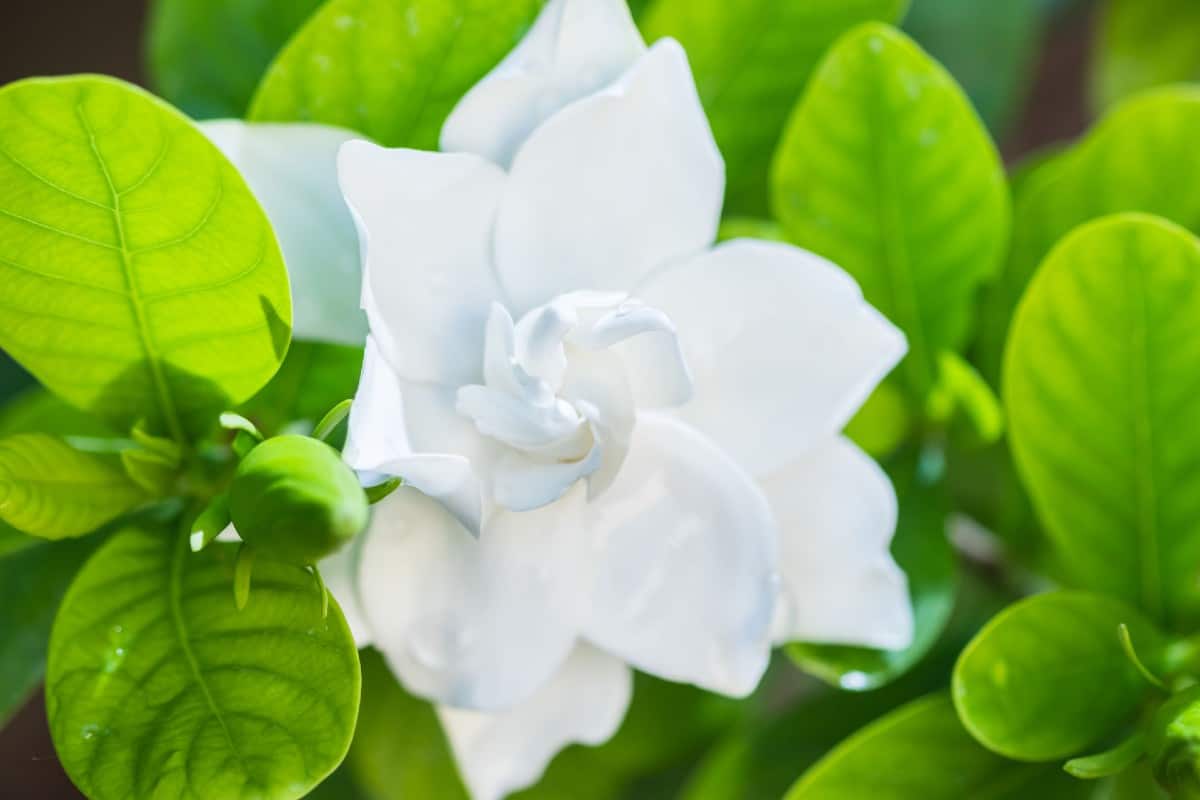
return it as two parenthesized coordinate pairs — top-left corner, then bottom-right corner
(75, 97), (186, 443)
(865, 45), (932, 393)
(168, 531), (252, 781)
(1126, 251), (1163, 621)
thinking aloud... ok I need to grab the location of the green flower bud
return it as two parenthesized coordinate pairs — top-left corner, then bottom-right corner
(1148, 687), (1200, 799)
(229, 435), (368, 565)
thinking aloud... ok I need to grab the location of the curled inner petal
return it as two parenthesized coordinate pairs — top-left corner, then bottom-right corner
(454, 293), (690, 511)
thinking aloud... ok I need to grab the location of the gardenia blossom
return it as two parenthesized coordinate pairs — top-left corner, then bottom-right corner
(204, 1), (913, 797)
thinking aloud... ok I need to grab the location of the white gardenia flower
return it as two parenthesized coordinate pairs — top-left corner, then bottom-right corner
(204, 1), (913, 797)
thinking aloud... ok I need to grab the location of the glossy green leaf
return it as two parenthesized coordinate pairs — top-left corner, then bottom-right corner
(240, 341), (363, 438)
(249, 0), (542, 147)
(146, 0), (325, 119)
(902, 0), (1046, 135)
(771, 23), (1009, 400)
(0, 76), (292, 443)
(787, 694), (1090, 799)
(976, 87), (1200, 386)
(0, 534), (101, 726)
(641, 0), (909, 214)
(1092, 0), (1200, 111)
(953, 591), (1161, 761)
(0, 434), (145, 539)
(787, 457), (956, 691)
(1005, 214), (1200, 625)
(47, 527), (360, 800)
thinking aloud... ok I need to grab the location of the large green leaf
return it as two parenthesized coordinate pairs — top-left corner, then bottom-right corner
(146, 0), (325, 119)
(0, 76), (291, 443)
(0, 434), (145, 539)
(47, 528), (360, 800)
(902, 0), (1046, 136)
(249, 0), (542, 148)
(641, 0), (909, 215)
(787, 694), (1090, 799)
(1005, 214), (1200, 626)
(976, 87), (1200, 386)
(1092, 0), (1200, 112)
(953, 591), (1160, 761)
(0, 534), (101, 726)
(771, 23), (1009, 400)
(787, 456), (956, 691)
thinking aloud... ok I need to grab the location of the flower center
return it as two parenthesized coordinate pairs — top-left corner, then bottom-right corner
(454, 291), (690, 512)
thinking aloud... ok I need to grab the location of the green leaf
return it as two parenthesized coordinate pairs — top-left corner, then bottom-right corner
(240, 342), (363, 438)
(976, 86), (1200, 386)
(146, 0), (325, 119)
(1005, 214), (1200, 625)
(771, 23), (1009, 400)
(953, 591), (1161, 761)
(0, 433), (145, 539)
(787, 456), (956, 691)
(249, 0), (542, 147)
(47, 527), (360, 800)
(0, 534), (101, 726)
(1092, 0), (1200, 112)
(1064, 732), (1146, 779)
(902, 0), (1047, 136)
(786, 693), (1091, 799)
(0, 75), (292, 443)
(642, 0), (909, 215)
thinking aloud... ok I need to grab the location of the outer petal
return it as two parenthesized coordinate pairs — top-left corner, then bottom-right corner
(494, 39), (724, 314)
(437, 644), (632, 800)
(577, 413), (777, 697)
(344, 335), (483, 532)
(763, 436), (913, 651)
(358, 486), (579, 710)
(338, 141), (506, 386)
(201, 120), (366, 346)
(440, 0), (645, 168)
(636, 239), (907, 477)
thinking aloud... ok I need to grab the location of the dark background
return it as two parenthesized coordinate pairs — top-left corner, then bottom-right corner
(0, 0), (1094, 797)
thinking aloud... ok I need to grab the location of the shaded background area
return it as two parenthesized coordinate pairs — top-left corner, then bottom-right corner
(0, 0), (1095, 797)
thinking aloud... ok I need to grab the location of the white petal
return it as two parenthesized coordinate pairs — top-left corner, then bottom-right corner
(636, 239), (907, 477)
(494, 40), (724, 314)
(359, 486), (579, 710)
(763, 437), (913, 651)
(440, 0), (646, 168)
(344, 336), (483, 532)
(201, 120), (366, 346)
(319, 534), (372, 648)
(577, 413), (776, 697)
(438, 644), (632, 800)
(338, 141), (506, 385)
